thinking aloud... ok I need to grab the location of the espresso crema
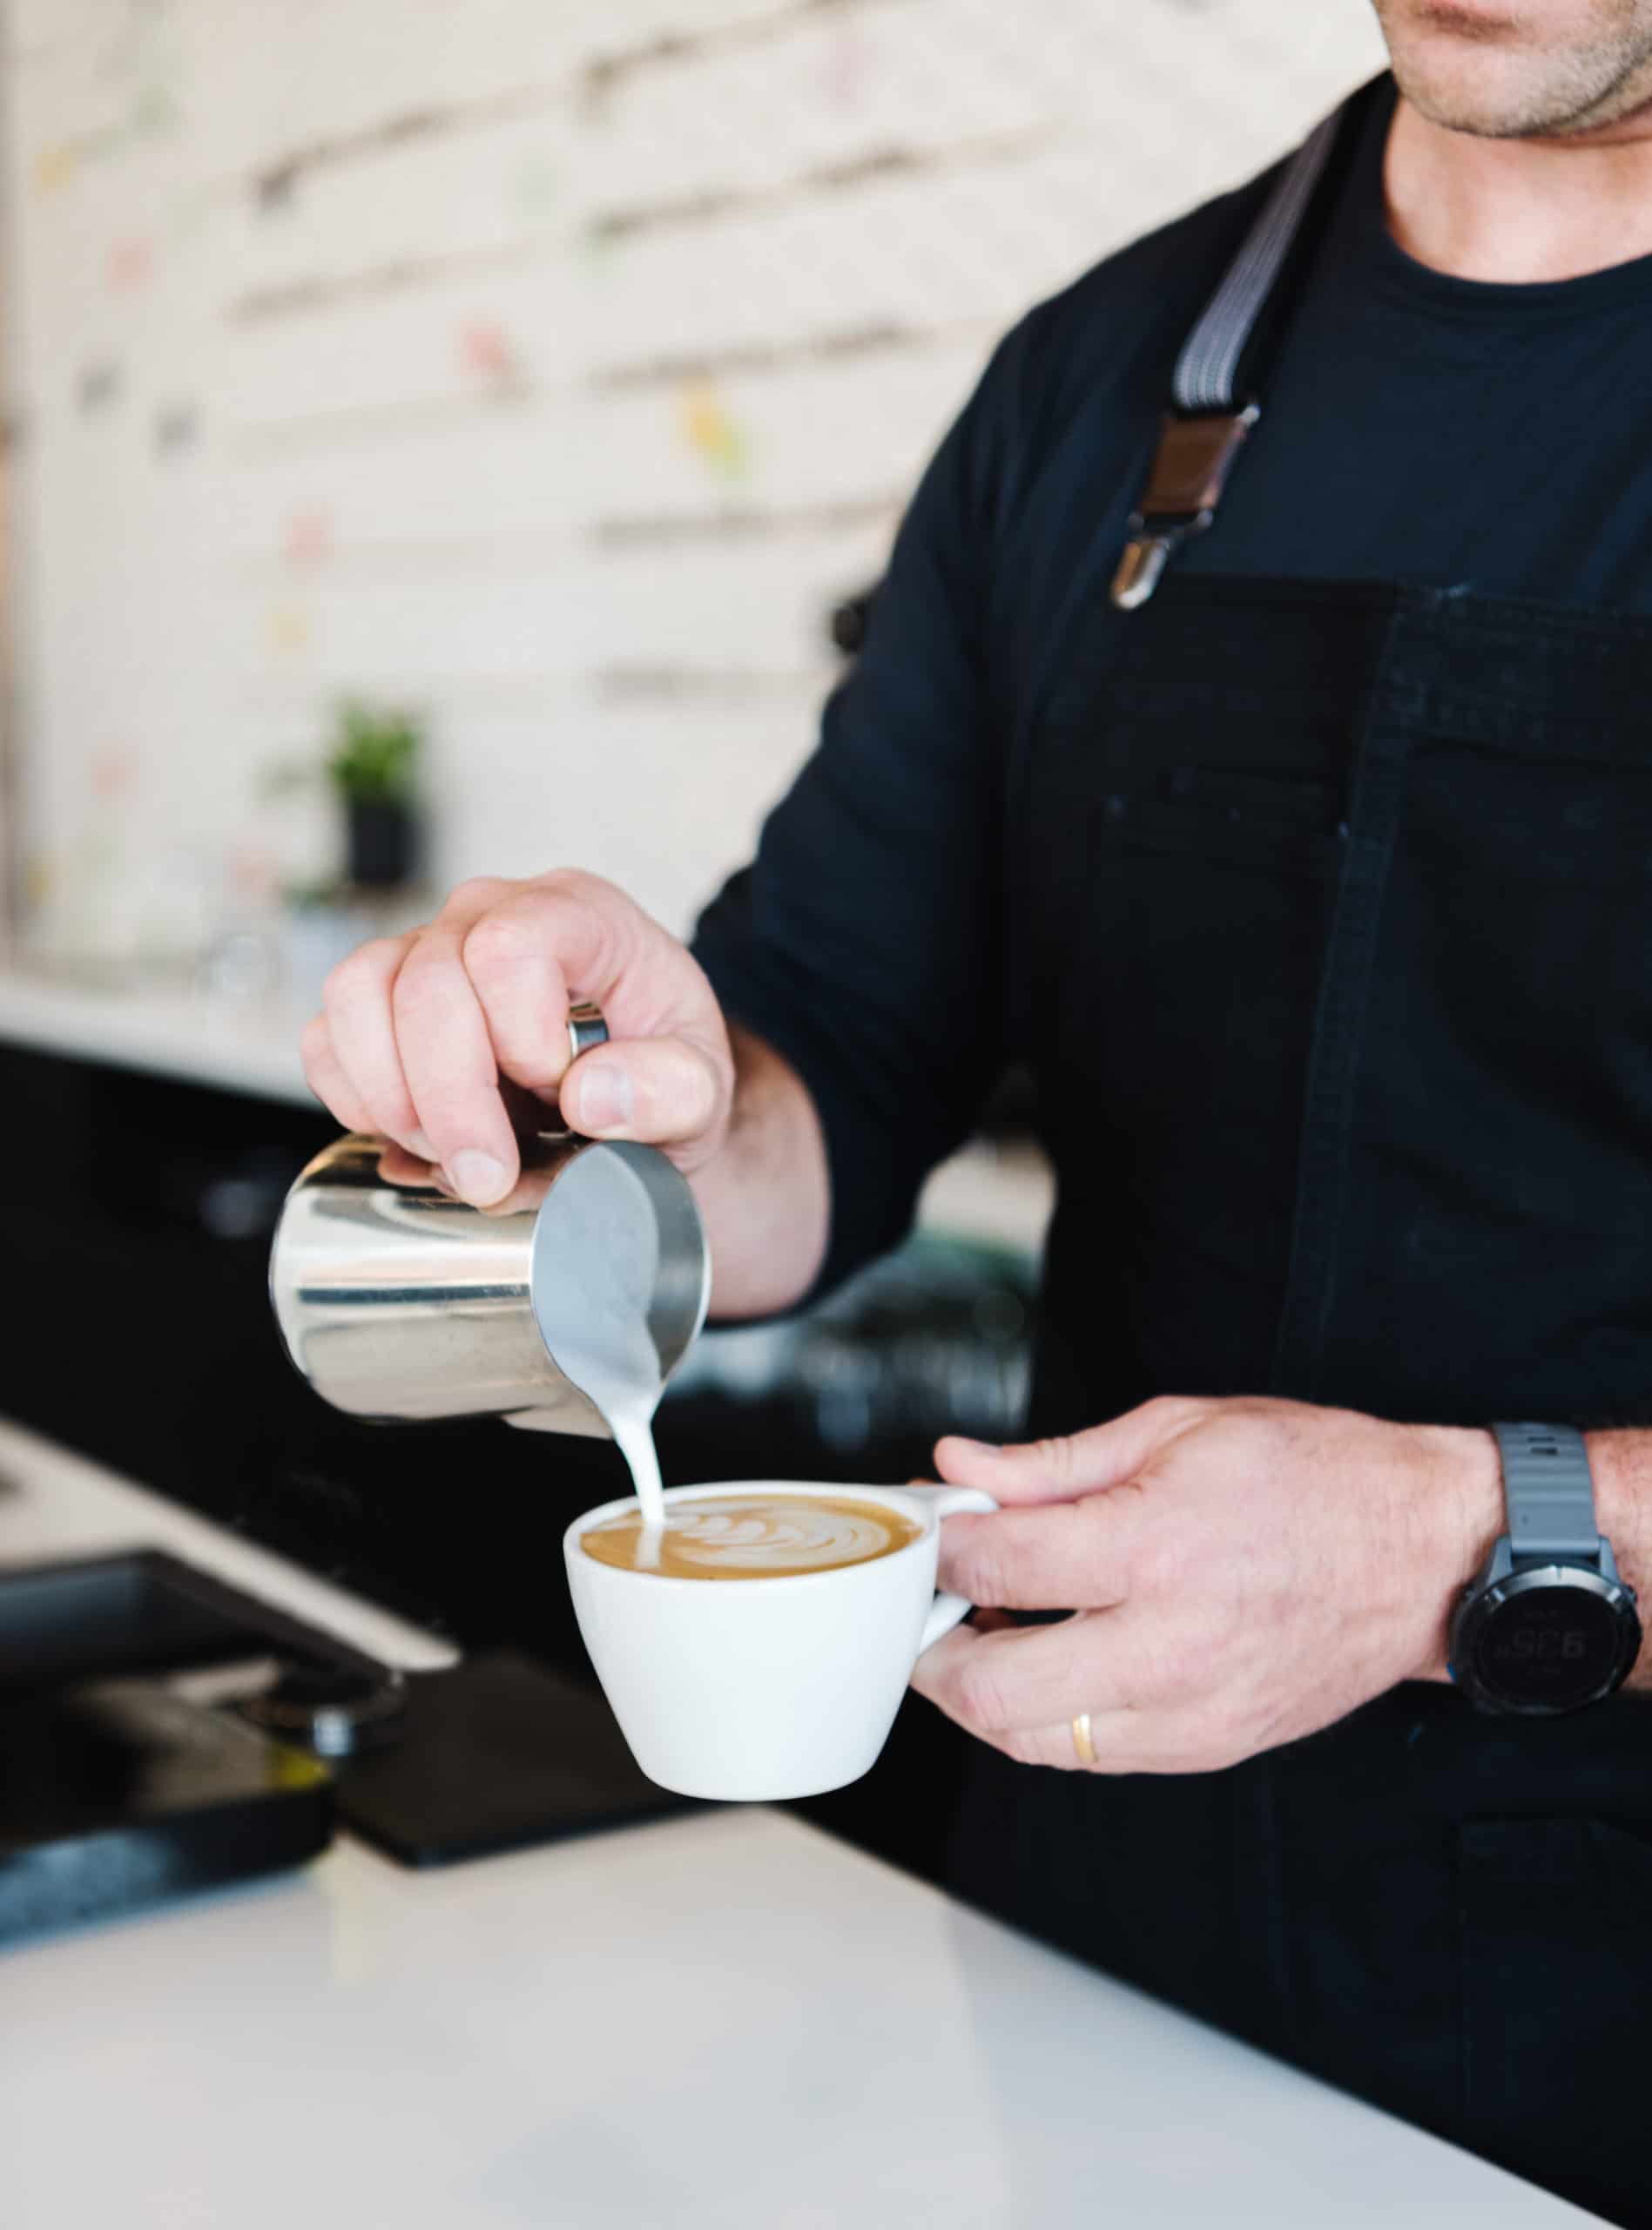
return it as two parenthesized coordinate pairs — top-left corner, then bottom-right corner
(580, 1493), (920, 1580)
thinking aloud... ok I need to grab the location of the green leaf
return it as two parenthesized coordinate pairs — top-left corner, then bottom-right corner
(325, 697), (424, 801)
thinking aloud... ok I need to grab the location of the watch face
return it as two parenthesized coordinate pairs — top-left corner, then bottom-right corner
(1473, 1580), (1632, 1711)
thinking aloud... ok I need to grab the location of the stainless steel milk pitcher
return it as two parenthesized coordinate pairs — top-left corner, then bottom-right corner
(269, 1006), (711, 1436)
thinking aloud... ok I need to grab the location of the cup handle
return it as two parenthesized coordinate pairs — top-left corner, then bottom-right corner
(907, 1485), (999, 1654)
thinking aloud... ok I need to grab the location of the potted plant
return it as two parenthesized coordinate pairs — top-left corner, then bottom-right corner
(327, 699), (424, 890)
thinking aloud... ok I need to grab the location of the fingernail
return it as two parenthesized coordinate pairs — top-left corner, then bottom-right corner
(576, 1064), (633, 1132)
(408, 1129), (437, 1161)
(448, 1150), (508, 1205)
(947, 1437), (1002, 1459)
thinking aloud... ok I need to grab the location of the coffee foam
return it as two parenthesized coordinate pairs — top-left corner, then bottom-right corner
(579, 1493), (920, 1580)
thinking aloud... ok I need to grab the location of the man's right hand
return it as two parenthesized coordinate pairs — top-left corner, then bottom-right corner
(301, 870), (737, 1206)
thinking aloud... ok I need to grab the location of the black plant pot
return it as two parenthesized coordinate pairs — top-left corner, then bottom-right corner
(346, 798), (420, 890)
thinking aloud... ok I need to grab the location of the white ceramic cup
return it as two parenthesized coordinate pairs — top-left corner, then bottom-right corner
(563, 1480), (997, 1801)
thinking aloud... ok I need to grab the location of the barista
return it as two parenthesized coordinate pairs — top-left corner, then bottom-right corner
(306, 6), (1652, 2218)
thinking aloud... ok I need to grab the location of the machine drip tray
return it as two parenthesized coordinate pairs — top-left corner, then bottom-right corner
(0, 1549), (386, 1700)
(0, 1558), (681, 1912)
(0, 1680), (333, 1944)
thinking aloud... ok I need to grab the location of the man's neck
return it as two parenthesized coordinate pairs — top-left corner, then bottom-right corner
(1386, 92), (1652, 281)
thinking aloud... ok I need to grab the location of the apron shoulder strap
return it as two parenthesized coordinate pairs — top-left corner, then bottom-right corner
(1111, 77), (1384, 612)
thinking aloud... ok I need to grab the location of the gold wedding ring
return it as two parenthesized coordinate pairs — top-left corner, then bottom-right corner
(1071, 1712), (1096, 1767)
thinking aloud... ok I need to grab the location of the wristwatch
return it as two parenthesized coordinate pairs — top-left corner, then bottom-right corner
(1449, 1423), (1641, 1713)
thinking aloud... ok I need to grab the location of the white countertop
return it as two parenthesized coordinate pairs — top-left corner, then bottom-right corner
(0, 962), (1055, 1254)
(0, 1807), (1600, 2228)
(0, 961), (315, 1105)
(0, 1422), (1604, 2224)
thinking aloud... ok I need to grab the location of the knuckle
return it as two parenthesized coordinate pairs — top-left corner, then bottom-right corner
(388, 953), (450, 1026)
(444, 875), (512, 916)
(1030, 1435), (1078, 1487)
(512, 876), (621, 973)
(521, 871), (597, 934)
(957, 1537), (1014, 1609)
(1132, 1526), (1190, 1602)
(462, 909), (544, 983)
(1227, 1395), (1296, 1450)
(662, 1043), (720, 1125)
(535, 865), (606, 907)
(323, 938), (401, 1010)
(1159, 1598), (1239, 1700)
(633, 1067), (710, 1145)
(1002, 1727), (1060, 1771)
(953, 1655), (1013, 1734)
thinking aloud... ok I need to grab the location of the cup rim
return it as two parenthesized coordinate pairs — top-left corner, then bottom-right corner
(562, 1479), (941, 1589)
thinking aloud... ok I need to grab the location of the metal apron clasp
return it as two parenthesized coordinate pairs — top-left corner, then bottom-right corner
(1109, 404), (1260, 612)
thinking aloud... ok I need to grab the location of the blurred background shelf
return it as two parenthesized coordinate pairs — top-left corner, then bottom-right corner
(0, 959), (312, 1105)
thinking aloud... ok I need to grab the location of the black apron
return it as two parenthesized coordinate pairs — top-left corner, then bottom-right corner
(953, 90), (1652, 2230)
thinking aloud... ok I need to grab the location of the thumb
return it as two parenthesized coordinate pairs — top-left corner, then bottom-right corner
(558, 1034), (727, 1161)
(934, 1397), (1208, 1506)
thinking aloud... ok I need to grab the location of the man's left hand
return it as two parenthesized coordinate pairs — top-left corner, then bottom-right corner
(910, 1396), (1503, 1774)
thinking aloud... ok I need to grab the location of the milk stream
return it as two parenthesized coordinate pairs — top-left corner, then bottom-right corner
(531, 1148), (674, 1547)
(609, 1404), (667, 1559)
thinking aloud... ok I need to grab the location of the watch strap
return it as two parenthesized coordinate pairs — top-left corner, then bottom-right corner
(1493, 1422), (1601, 1563)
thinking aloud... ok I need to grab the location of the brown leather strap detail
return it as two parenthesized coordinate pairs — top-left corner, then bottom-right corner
(1136, 408), (1258, 522)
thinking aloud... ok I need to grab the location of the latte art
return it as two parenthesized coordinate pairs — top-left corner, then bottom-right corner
(580, 1493), (920, 1580)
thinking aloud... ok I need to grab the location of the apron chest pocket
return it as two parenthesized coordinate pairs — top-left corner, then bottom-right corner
(1096, 761), (1343, 878)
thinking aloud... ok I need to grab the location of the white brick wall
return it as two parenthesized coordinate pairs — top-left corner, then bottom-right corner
(1, 0), (1382, 958)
